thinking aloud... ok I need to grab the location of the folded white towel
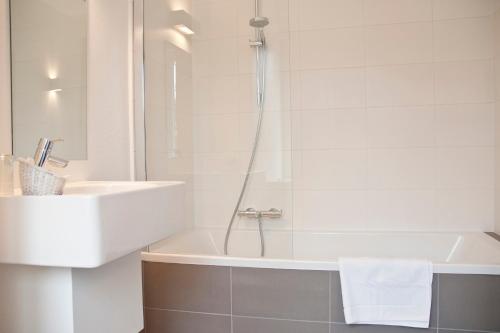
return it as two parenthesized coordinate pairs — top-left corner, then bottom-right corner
(338, 257), (433, 328)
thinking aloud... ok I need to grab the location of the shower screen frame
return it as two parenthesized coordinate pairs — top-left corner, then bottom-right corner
(132, 0), (147, 181)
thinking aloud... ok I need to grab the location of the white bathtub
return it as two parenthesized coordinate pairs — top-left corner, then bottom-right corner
(142, 229), (500, 275)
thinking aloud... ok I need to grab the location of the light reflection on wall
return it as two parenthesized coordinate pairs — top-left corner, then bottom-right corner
(47, 89), (60, 109)
(164, 28), (191, 53)
(47, 68), (58, 80)
(169, 0), (190, 12)
(166, 61), (178, 158)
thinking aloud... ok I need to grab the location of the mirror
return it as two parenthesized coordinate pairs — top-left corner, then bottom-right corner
(10, 0), (87, 160)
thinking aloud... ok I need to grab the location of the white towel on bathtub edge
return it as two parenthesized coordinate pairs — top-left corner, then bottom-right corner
(338, 257), (433, 328)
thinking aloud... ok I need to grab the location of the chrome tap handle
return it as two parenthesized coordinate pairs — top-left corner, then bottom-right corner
(260, 208), (283, 219)
(48, 156), (69, 168)
(34, 138), (68, 168)
(238, 208), (260, 219)
(237, 208), (283, 219)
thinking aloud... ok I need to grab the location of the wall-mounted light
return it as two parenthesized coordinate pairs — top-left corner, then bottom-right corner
(48, 78), (62, 93)
(170, 10), (197, 35)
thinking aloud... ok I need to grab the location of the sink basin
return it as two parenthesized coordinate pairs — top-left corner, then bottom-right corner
(0, 181), (185, 268)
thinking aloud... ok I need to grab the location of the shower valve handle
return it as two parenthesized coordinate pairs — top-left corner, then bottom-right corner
(238, 208), (283, 219)
(249, 40), (263, 47)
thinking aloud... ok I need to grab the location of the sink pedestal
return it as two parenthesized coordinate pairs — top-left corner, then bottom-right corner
(0, 251), (143, 333)
(0, 181), (186, 332)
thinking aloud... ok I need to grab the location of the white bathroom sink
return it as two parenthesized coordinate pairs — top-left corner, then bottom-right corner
(0, 181), (185, 268)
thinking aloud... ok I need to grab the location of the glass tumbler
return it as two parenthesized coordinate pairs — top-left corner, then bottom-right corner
(0, 155), (14, 196)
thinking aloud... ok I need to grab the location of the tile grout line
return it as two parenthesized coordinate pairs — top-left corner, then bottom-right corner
(144, 307), (231, 316)
(145, 307), (336, 325)
(233, 314), (329, 324)
(196, 100), (498, 117)
(361, 0), (369, 188)
(143, 304), (499, 332)
(197, 14), (494, 43)
(141, 262), (146, 333)
(287, 0), (296, 269)
(230, 267), (234, 333)
(437, 273), (440, 333)
(432, 0), (438, 302)
(329, 271), (332, 333)
(430, 0), (438, 200)
(439, 328), (500, 333)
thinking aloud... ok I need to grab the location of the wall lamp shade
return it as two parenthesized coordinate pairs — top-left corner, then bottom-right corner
(170, 10), (197, 35)
(48, 78), (62, 92)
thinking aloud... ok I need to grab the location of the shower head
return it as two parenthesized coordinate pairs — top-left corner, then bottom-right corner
(249, 16), (269, 28)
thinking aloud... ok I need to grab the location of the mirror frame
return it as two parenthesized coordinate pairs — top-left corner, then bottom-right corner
(0, 0), (12, 155)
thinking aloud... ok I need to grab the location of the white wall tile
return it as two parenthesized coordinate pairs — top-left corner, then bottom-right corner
(193, 152), (240, 187)
(295, 70), (332, 109)
(293, 0), (363, 31)
(433, 17), (494, 62)
(365, 22), (433, 66)
(192, 0), (238, 39)
(364, 0), (433, 25)
(192, 38), (238, 76)
(296, 111), (332, 150)
(240, 150), (292, 190)
(194, 189), (239, 227)
(436, 189), (494, 231)
(437, 147), (494, 189)
(187, 0), (499, 232)
(290, 111), (302, 150)
(366, 148), (436, 189)
(435, 103), (495, 147)
(298, 68), (365, 109)
(434, 60), (495, 104)
(194, 75), (239, 114)
(293, 190), (366, 230)
(194, 114), (239, 153)
(364, 190), (437, 230)
(366, 106), (436, 148)
(433, 0), (500, 20)
(291, 27), (364, 70)
(238, 111), (291, 152)
(298, 108), (366, 150)
(366, 64), (434, 107)
(300, 149), (367, 190)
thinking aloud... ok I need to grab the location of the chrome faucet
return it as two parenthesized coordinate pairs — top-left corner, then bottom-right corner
(33, 138), (69, 168)
(237, 208), (283, 219)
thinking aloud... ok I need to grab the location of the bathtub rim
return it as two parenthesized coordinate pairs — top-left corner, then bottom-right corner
(142, 230), (500, 275)
(141, 252), (500, 275)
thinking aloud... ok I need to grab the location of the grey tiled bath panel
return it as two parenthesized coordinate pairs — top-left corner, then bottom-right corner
(233, 316), (329, 333)
(438, 274), (500, 332)
(231, 267), (330, 321)
(142, 262), (230, 313)
(144, 309), (231, 333)
(142, 263), (500, 333)
(330, 272), (438, 327)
